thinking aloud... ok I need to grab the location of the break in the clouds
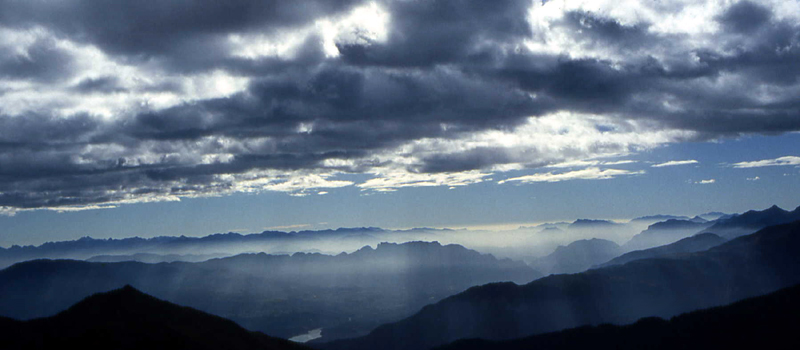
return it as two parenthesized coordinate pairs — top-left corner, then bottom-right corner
(1, 0), (799, 212)
(652, 160), (700, 167)
(732, 156), (800, 168)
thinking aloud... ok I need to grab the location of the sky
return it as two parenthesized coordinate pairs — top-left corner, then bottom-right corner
(1, 0), (799, 246)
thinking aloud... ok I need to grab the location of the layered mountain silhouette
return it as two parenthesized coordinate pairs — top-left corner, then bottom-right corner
(528, 238), (622, 275)
(623, 219), (714, 251)
(319, 220), (800, 350)
(0, 241), (540, 342)
(435, 282), (800, 350)
(1, 285), (310, 350)
(0, 227), (427, 269)
(597, 233), (726, 268)
(701, 205), (800, 239)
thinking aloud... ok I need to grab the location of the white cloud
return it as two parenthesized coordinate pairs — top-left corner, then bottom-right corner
(695, 179), (715, 184)
(386, 112), (695, 173)
(604, 160), (637, 165)
(732, 156), (800, 168)
(358, 170), (490, 192)
(652, 159), (699, 167)
(498, 167), (644, 184)
(231, 172), (353, 195)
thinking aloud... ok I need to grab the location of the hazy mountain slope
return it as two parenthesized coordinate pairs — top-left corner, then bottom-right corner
(623, 219), (713, 251)
(0, 241), (540, 342)
(435, 282), (800, 350)
(320, 221), (800, 350)
(599, 233), (726, 268)
(529, 238), (623, 274)
(2, 285), (310, 350)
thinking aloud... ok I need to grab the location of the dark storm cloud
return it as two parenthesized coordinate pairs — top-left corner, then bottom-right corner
(717, 1), (773, 34)
(72, 76), (127, 93)
(0, 0), (365, 68)
(126, 63), (546, 142)
(0, 37), (75, 82)
(337, 0), (531, 67)
(0, 0), (799, 210)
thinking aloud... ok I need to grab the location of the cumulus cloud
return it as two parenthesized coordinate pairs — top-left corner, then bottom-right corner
(652, 160), (700, 167)
(732, 156), (800, 168)
(498, 167), (644, 184)
(0, 0), (799, 212)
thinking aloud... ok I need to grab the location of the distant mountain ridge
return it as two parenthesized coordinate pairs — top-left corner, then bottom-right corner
(630, 215), (690, 223)
(320, 220), (800, 350)
(702, 205), (800, 239)
(1, 285), (310, 350)
(0, 227), (449, 268)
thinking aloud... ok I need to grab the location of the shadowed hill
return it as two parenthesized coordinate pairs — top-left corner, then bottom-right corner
(2, 285), (310, 350)
(435, 282), (800, 350)
(598, 233), (726, 268)
(319, 221), (800, 350)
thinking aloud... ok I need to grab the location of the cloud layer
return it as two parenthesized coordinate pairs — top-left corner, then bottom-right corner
(1, 0), (799, 211)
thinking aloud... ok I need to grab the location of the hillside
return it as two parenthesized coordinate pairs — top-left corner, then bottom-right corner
(2, 285), (310, 350)
(598, 233), (726, 268)
(436, 282), (800, 350)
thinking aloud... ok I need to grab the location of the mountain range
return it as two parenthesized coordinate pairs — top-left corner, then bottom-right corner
(0, 241), (540, 342)
(319, 220), (800, 350)
(701, 205), (800, 239)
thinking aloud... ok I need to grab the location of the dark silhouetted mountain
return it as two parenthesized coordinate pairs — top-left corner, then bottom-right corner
(629, 215), (690, 223)
(435, 282), (800, 350)
(597, 233), (726, 268)
(319, 221), (800, 350)
(567, 219), (620, 229)
(529, 238), (623, 274)
(701, 205), (800, 239)
(2, 285), (310, 350)
(0, 241), (540, 342)
(623, 219), (713, 251)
